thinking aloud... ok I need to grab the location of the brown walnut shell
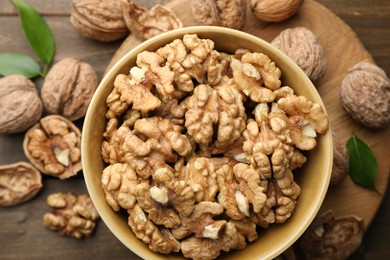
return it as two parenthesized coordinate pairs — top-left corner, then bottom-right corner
(0, 161), (42, 206)
(121, 0), (183, 40)
(330, 132), (349, 186)
(191, 0), (247, 30)
(251, 0), (304, 23)
(271, 27), (327, 82)
(0, 75), (43, 134)
(70, 0), (129, 42)
(41, 58), (98, 122)
(23, 115), (82, 180)
(300, 210), (364, 260)
(340, 61), (390, 128)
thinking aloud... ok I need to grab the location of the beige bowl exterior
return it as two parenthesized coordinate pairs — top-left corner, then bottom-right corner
(82, 26), (332, 260)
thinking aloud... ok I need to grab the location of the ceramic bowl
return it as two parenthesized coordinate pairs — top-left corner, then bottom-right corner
(82, 26), (333, 260)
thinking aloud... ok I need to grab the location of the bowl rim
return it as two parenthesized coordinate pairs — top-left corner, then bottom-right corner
(82, 25), (333, 260)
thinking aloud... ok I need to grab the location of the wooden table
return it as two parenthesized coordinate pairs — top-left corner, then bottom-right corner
(0, 0), (389, 259)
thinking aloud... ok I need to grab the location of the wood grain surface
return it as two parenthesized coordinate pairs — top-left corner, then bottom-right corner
(0, 0), (389, 259)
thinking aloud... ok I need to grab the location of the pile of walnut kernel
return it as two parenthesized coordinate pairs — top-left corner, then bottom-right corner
(100, 34), (329, 259)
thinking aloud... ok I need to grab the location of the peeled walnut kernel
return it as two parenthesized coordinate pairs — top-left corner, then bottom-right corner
(23, 115), (82, 179)
(251, 0), (304, 23)
(0, 75), (43, 134)
(121, 0), (183, 40)
(340, 61), (390, 128)
(70, 0), (129, 42)
(41, 58), (98, 121)
(99, 34), (330, 259)
(43, 192), (99, 239)
(271, 27), (327, 82)
(0, 162), (42, 206)
(191, 0), (247, 30)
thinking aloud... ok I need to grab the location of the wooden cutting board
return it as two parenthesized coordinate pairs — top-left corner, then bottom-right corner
(108, 0), (389, 236)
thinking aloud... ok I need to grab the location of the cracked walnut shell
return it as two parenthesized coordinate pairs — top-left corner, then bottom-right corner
(41, 58), (98, 121)
(0, 75), (43, 134)
(300, 210), (364, 260)
(70, 0), (129, 42)
(191, 0), (247, 30)
(340, 61), (390, 128)
(43, 192), (99, 239)
(0, 161), (42, 206)
(23, 115), (82, 179)
(271, 27), (327, 82)
(251, 0), (304, 23)
(121, 0), (183, 40)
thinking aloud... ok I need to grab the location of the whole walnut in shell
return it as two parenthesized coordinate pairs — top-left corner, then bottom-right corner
(330, 132), (349, 186)
(23, 115), (82, 180)
(0, 161), (42, 206)
(41, 58), (98, 121)
(191, 0), (247, 30)
(251, 0), (304, 22)
(271, 27), (326, 82)
(340, 61), (390, 128)
(0, 75), (42, 134)
(70, 0), (129, 42)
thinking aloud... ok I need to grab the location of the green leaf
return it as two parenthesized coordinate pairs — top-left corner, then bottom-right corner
(0, 52), (42, 78)
(346, 134), (378, 191)
(11, 0), (55, 66)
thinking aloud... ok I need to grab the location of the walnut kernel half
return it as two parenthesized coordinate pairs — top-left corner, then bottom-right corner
(43, 192), (99, 239)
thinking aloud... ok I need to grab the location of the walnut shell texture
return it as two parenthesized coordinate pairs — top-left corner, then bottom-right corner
(0, 75), (43, 134)
(191, 0), (247, 30)
(330, 132), (349, 186)
(0, 161), (42, 206)
(340, 61), (390, 128)
(23, 115), (82, 180)
(70, 0), (129, 42)
(271, 27), (327, 82)
(41, 58), (98, 122)
(301, 210), (364, 260)
(121, 0), (183, 40)
(251, 0), (304, 22)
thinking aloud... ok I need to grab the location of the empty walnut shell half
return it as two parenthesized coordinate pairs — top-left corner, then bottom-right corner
(300, 210), (364, 260)
(0, 161), (42, 206)
(340, 61), (390, 128)
(70, 0), (129, 42)
(0, 75), (43, 134)
(271, 27), (327, 82)
(23, 115), (82, 180)
(41, 57), (98, 122)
